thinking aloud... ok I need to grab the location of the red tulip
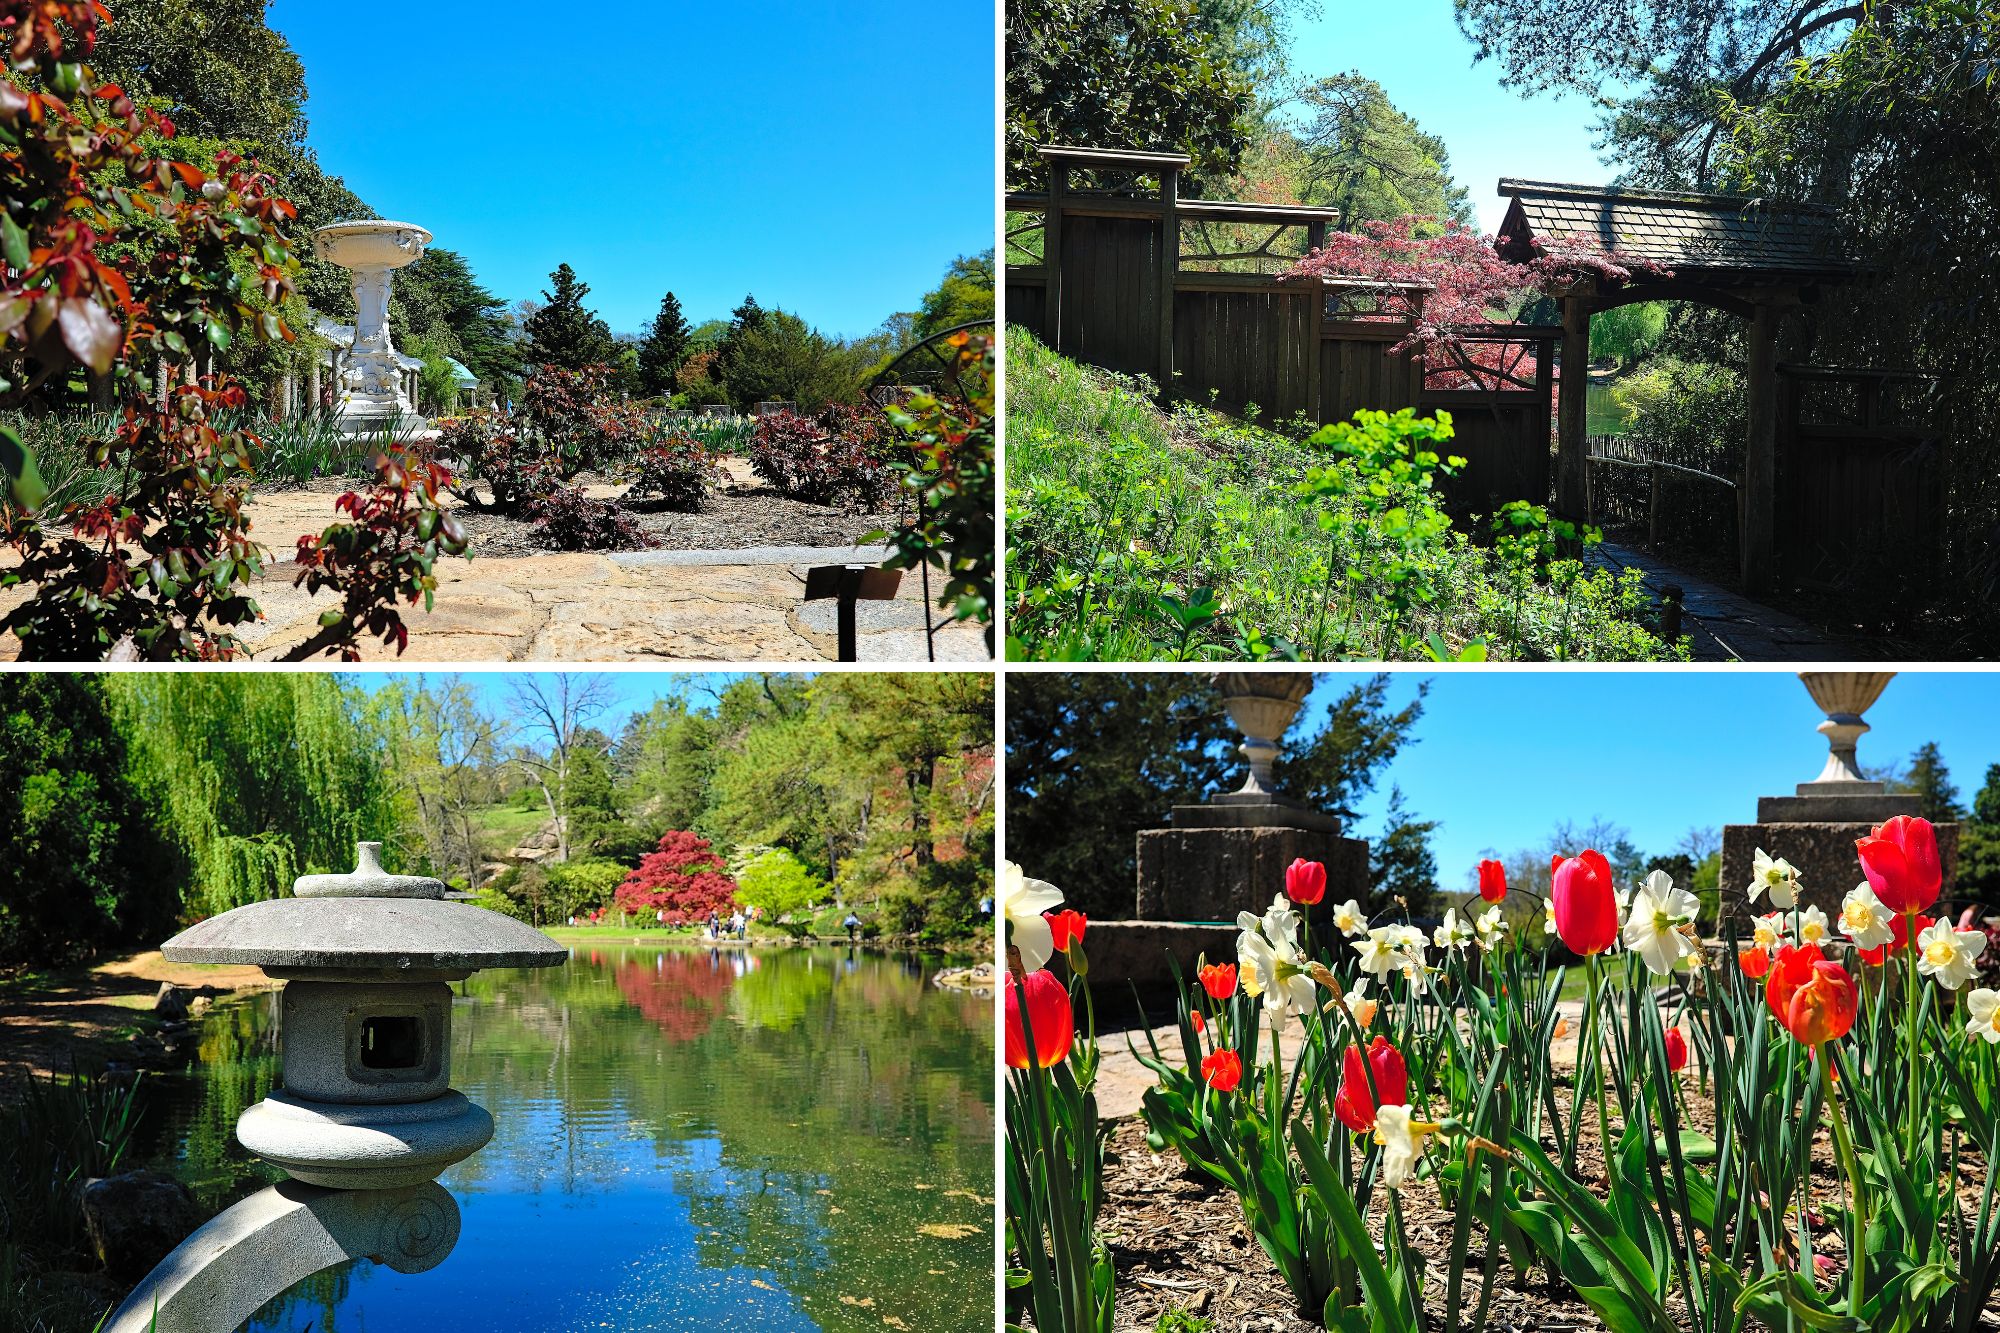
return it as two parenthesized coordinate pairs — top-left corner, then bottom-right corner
(1857, 911), (1933, 966)
(1664, 1027), (1688, 1072)
(1477, 858), (1507, 903)
(1004, 969), (1074, 1069)
(1856, 815), (1942, 915)
(1333, 1035), (1409, 1132)
(1045, 909), (1087, 952)
(1198, 962), (1237, 1000)
(1201, 1049), (1242, 1092)
(1285, 858), (1327, 906)
(1765, 944), (1857, 1046)
(1191, 1010), (1206, 1035)
(1550, 849), (1619, 956)
(1739, 948), (1772, 979)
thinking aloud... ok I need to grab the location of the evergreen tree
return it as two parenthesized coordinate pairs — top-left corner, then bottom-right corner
(1959, 764), (2000, 902)
(523, 263), (618, 371)
(635, 291), (692, 397)
(1904, 741), (1964, 822)
(1975, 763), (2000, 826)
(1370, 787), (1440, 918)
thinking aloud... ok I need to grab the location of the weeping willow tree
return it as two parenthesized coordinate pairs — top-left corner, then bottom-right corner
(106, 675), (404, 918)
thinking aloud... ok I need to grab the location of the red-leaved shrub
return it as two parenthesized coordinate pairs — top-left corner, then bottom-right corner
(625, 433), (715, 511)
(527, 486), (654, 552)
(614, 831), (738, 925)
(748, 408), (896, 509)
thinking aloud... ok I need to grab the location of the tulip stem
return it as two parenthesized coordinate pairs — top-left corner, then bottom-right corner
(1818, 1052), (1866, 1317)
(1586, 953), (1613, 1180)
(1906, 910), (1921, 1163)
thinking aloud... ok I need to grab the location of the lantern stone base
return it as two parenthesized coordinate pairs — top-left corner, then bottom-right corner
(1720, 819), (1959, 929)
(236, 1089), (494, 1189)
(1136, 813), (1368, 924)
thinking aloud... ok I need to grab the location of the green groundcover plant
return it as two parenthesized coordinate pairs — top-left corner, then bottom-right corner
(1006, 332), (1683, 663)
(1007, 815), (2000, 1333)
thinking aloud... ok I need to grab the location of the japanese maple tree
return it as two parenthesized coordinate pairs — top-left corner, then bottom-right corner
(614, 830), (739, 925)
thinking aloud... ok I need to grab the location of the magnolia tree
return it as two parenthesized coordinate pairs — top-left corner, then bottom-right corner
(0, 0), (464, 660)
(613, 830), (738, 925)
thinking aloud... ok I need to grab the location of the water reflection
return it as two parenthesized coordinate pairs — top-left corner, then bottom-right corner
(131, 946), (993, 1333)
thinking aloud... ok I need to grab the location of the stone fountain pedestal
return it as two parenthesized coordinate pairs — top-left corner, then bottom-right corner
(1720, 672), (1959, 926)
(312, 220), (435, 441)
(1067, 673), (1371, 1000)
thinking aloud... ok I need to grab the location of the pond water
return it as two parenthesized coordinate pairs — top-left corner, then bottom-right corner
(1586, 380), (1632, 436)
(131, 945), (994, 1333)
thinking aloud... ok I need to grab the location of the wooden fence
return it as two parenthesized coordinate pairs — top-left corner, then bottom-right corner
(1005, 146), (1556, 516)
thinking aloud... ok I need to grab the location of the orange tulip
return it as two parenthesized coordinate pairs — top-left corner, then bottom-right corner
(1044, 908), (1087, 952)
(1004, 969), (1074, 1069)
(1201, 1048), (1242, 1092)
(1765, 944), (1857, 1046)
(1190, 1010), (1206, 1035)
(1198, 962), (1237, 1000)
(1739, 948), (1771, 979)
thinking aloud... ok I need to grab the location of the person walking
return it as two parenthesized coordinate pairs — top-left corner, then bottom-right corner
(843, 911), (861, 943)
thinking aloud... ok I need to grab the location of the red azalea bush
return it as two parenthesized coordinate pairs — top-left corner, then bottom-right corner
(521, 363), (643, 475)
(614, 830), (738, 925)
(625, 432), (715, 511)
(437, 412), (557, 516)
(748, 407), (896, 509)
(527, 485), (654, 552)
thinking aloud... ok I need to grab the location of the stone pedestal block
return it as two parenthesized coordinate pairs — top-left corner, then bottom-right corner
(1720, 821), (1958, 927)
(1052, 920), (1240, 995)
(1136, 822), (1369, 923)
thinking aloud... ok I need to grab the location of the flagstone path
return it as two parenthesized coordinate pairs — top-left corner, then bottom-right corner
(1589, 540), (1878, 661)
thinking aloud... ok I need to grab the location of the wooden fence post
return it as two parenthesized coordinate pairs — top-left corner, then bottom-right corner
(1741, 301), (1778, 593)
(1555, 289), (1591, 517)
(1044, 163), (1065, 352)
(1156, 165), (1178, 402)
(1649, 463), (1663, 550)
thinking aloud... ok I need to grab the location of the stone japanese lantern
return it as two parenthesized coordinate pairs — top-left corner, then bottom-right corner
(104, 844), (562, 1333)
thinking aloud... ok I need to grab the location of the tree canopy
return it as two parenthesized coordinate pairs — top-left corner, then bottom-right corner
(1288, 74), (1471, 230)
(524, 264), (620, 371)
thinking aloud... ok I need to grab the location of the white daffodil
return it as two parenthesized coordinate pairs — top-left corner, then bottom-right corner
(1967, 989), (2000, 1044)
(1354, 926), (1402, 977)
(1434, 907), (1474, 952)
(1238, 924), (1315, 1022)
(1839, 883), (1896, 951)
(1331, 899), (1367, 937)
(1543, 897), (1558, 936)
(1373, 1104), (1442, 1190)
(1398, 954), (1432, 995)
(1345, 978), (1379, 1027)
(1000, 861), (1064, 973)
(1796, 905), (1831, 948)
(1474, 904), (1507, 951)
(1749, 848), (1800, 910)
(1389, 923), (1428, 954)
(1750, 912), (1789, 955)
(1917, 919), (1988, 990)
(1621, 869), (1701, 976)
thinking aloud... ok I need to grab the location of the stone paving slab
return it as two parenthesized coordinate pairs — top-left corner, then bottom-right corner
(0, 494), (990, 662)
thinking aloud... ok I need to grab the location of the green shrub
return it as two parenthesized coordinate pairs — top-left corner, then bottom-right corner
(1005, 332), (1684, 662)
(1609, 355), (1747, 474)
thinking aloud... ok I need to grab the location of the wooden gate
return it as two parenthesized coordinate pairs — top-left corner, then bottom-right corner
(1774, 365), (1944, 598)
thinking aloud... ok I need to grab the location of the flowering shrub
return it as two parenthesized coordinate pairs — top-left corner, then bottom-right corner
(436, 412), (556, 516)
(527, 486), (654, 552)
(521, 363), (643, 476)
(613, 830), (737, 925)
(748, 408), (895, 509)
(624, 433), (715, 511)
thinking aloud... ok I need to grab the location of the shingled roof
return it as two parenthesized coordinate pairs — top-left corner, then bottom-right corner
(1494, 180), (1854, 280)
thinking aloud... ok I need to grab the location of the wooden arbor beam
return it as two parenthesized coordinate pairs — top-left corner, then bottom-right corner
(1741, 300), (1780, 593)
(1555, 283), (1594, 517)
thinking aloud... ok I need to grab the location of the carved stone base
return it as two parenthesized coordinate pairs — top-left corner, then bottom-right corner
(1135, 823), (1369, 923)
(1719, 820), (1959, 928)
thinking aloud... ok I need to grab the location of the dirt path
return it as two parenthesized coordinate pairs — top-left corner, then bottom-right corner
(0, 952), (272, 1094)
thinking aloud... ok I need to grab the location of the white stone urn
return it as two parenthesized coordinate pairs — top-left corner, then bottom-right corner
(312, 220), (431, 438)
(1799, 671), (1896, 788)
(1211, 672), (1313, 803)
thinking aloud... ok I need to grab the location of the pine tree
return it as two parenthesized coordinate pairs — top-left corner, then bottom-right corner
(523, 263), (618, 371)
(1904, 741), (1964, 823)
(715, 293), (771, 408)
(635, 291), (692, 397)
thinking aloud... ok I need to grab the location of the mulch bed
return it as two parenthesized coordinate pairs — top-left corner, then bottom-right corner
(1092, 1073), (1905, 1333)
(270, 472), (902, 559)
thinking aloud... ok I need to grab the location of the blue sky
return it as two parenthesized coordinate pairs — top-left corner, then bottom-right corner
(1316, 672), (2000, 896)
(343, 670), (748, 728)
(267, 1), (996, 338)
(1280, 3), (1622, 234)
